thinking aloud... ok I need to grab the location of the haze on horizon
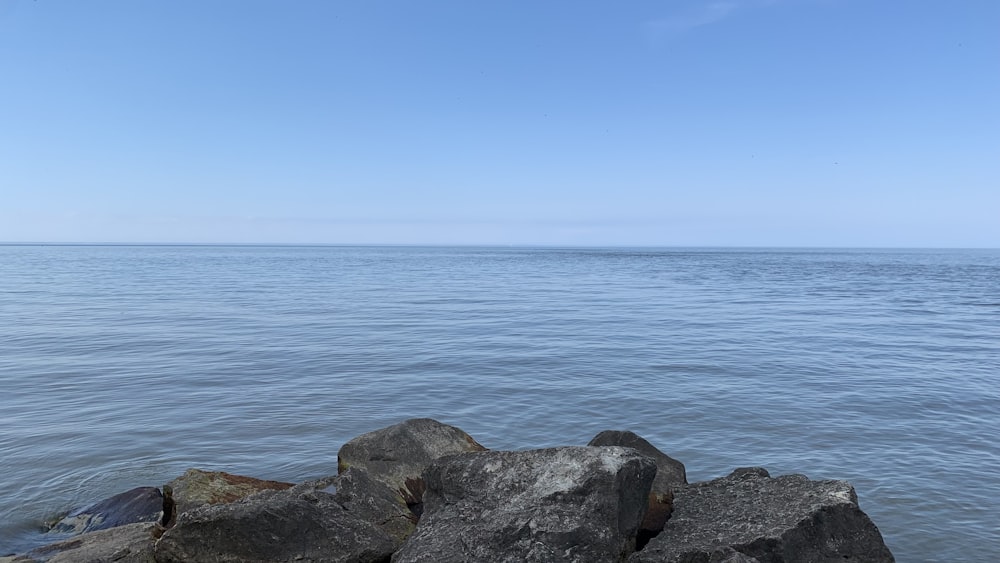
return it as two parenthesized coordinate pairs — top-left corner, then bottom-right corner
(1, 1), (997, 248)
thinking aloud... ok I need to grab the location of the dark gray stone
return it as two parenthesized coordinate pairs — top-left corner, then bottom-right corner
(337, 418), (487, 513)
(25, 522), (155, 563)
(333, 467), (417, 546)
(392, 446), (657, 563)
(588, 430), (687, 545)
(48, 487), (162, 535)
(289, 467), (418, 548)
(154, 487), (395, 563)
(588, 430), (687, 489)
(630, 467), (895, 563)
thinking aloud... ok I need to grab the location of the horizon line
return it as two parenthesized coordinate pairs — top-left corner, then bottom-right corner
(2, 242), (998, 251)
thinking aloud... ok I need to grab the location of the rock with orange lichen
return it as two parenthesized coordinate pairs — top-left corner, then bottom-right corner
(165, 468), (293, 515)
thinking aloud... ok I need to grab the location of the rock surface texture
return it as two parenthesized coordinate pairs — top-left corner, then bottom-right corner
(337, 417), (487, 513)
(588, 430), (687, 489)
(392, 446), (657, 563)
(11, 419), (896, 563)
(166, 468), (294, 515)
(25, 522), (155, 563)
(331, 467), (417, 545)
(154, 487), (395, 563)
(630, 467), (895, 563)
(48, 486), (163, 535)
(589, 430), (688, 545)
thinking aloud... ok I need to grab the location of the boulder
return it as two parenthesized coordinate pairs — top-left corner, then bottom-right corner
(288, 467), (418, 547)
(154, 487), (395, 563)
(333, 467), (417, 545)
(24, 522), (155, 563)
(392, 446), (657, 563)
(588, 431), (687, 545)
(588, 431), (687, 488)
(337, 418), (487, 514)
(48, 486), (162, 535)
(630, 467), (895, 563)
(166, 468), (294, 515)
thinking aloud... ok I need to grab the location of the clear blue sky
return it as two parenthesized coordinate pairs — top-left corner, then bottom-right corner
(1, 0), (997, 246)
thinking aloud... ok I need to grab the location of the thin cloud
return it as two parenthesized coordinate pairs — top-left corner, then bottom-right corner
(645, 2), (740, 37)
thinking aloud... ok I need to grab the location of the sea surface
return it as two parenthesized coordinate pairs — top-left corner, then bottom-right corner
(1, 245), (998, 559)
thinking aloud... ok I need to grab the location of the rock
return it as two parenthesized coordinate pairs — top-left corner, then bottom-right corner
(166, 468), (294, 515)
(630, 467), (895, 563)
(154, 487), (395, 563)
(288, 467), (418, 548)
(333, 467), (417, 546)
(709, 548), (762, 562)
(588, 431), (687, 547)
(35, 469), (288, 550)
(337, 418), (487, 514)
(392, 446), (657, 563)
(48, 487), (162, 535)
(588, 431), (687, 488)
(24, 522), (155, 563)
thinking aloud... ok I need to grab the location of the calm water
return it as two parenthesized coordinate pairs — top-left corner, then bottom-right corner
(1, 245), (998, 559)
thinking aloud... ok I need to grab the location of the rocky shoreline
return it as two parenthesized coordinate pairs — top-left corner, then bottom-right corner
(3, 418), (895, 562)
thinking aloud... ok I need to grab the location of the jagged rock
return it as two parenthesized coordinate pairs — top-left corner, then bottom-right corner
(288, 467), (418, 548)
(333, 467), (417, 545)
(154, 487), (395, 563)
(630, 467), (895, 563)
(47, 486), (162, 535)
(392, 446), (657, 563)
(588, 431), (687, 488)
(24, 522), (154, 563)
(166, 468), (294, 515)
(588, 430), (687, 545)
(337, 418), (487, 513)
(708, 548), (762, 562)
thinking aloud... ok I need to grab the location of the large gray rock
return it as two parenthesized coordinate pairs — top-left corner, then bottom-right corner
(392, 446), (657, 563)
(630, 467), (895, 563)
(48, 487), (162, 535)
(588, 431), (687, 489)
(333, 467), (417, 545)
(588, 431), (687, 545)
(289, 467), (419, 547)
(154, 487), (396, 563)
(337, 418), (487, 513)
(24, 522), (155, 563)
(166, 468), (294, 516)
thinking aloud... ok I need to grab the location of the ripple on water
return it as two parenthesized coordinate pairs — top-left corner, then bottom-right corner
(1, 246), (999, 559)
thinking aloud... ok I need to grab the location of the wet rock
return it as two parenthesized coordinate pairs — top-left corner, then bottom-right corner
(48, 487), (162, 535)
(337, 418), (487, 513)
(166, 468), (294, 515)
(630, 467), (895, 563)
(588, 430), (687, 546)
(25, 522), (154, 563)
(392, 446), (657, 563)
(154, 487), (394, 563)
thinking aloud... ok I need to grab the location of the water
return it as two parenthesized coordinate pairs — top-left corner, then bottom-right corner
(1, 245), (998, 560)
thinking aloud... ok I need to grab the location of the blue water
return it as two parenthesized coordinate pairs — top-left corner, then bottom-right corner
(1, 245), (998, 560)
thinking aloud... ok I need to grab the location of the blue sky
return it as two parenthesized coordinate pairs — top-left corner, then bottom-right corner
(1, 0), (997, 246)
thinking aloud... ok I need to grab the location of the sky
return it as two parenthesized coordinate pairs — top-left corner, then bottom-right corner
(1, 0), (997, 247)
